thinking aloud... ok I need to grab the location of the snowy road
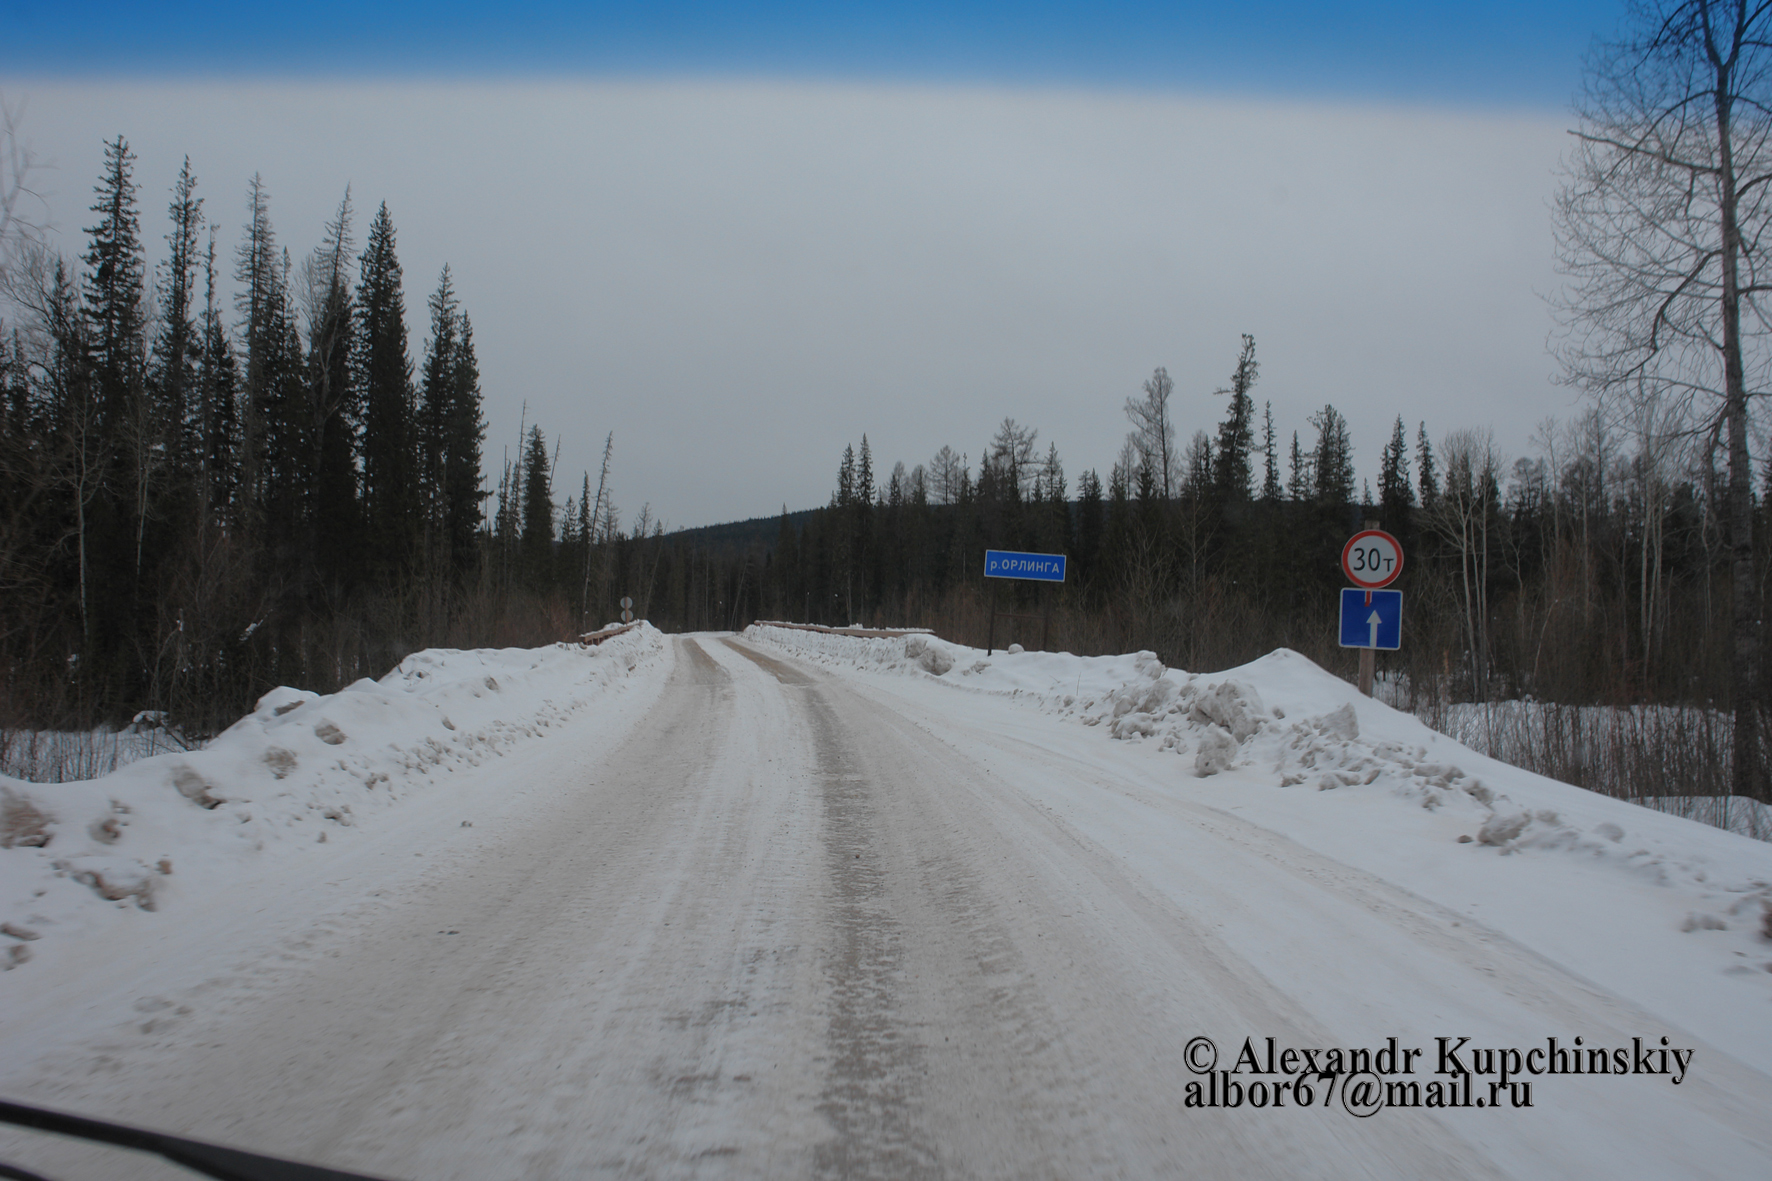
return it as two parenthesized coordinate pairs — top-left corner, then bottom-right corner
(3, 634), (1770, 1179)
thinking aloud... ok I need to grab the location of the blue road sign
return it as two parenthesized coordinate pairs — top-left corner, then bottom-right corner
(983, 549), (1067, 582)
(1339, 588), (1402, 650)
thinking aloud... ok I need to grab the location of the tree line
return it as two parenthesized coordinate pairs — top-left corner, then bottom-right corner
(6, 53), (1771, 816)
(658, 334), (1759, 754)
(0, 136), (626, 733)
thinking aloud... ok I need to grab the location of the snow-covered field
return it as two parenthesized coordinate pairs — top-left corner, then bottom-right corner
(0, 622), (1768, 1178)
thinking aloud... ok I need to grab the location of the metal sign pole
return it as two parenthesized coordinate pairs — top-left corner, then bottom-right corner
(987, 580), (998, 655)
(1358, 520), (1378, 696)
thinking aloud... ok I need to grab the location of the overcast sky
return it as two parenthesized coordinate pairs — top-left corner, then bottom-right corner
(1, 3), (1620, 529)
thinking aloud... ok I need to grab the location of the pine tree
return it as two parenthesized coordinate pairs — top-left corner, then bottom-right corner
(1213, 334), (1258, 503)
(355, 202), (418, 575)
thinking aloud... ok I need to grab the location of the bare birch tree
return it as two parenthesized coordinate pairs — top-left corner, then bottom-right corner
(1554, 0), (1772, 801)
(1125, 366), (1176, 499)
(1430, 429), (1502, 703)
(0, 94), (46, 280)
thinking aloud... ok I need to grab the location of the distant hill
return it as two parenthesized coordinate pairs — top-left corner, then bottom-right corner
(666, 508), (818, 554)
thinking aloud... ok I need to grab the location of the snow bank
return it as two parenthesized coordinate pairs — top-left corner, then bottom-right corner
(0, 625), (666, 970)
(742, 623), (1772, 1047)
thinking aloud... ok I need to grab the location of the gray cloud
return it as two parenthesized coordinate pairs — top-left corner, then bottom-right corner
(2, 78), (1571, 527)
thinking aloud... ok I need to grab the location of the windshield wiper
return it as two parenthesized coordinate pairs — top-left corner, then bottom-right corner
(0, 1099), (400, 1181)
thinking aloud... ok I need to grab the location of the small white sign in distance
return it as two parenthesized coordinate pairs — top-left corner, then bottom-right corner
(620, 596), (634, 610)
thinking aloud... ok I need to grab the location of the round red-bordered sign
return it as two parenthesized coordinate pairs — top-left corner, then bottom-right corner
(1341, 529), (1404, 589)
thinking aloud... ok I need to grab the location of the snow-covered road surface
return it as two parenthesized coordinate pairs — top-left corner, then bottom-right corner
(3, 633), (1770, 1178)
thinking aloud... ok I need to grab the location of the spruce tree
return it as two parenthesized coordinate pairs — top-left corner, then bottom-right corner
(307, 190), (358, 585)
(355, 202), (418, 576)
(1378, 415), (1414, 533)
(418, 265), (460, 559)
(80, 136), (149, 695)
(836, 444), (855, 508)
(1417, 421), (1439, 508)
(151, 156), (201, 473)
(233, 174), (278, 516)
(442, 312), (485, 576)
(1075, 468), (1104, 587)
(83, 136), (146, 443)
(1310, 405), (1354, 506)
(1260, 401), (1281, 502)
(196, 227), (239, 522)
(1287, 430), (1311, 502)
(520, 423), (553, 586)
(256, 247), (309, 547)
(1213, 334), (1258, 503)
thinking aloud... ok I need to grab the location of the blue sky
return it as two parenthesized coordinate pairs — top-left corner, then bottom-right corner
(8, 2), (1617, 109)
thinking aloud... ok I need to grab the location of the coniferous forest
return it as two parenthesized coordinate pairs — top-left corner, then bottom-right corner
(1, 137), (1768, 811)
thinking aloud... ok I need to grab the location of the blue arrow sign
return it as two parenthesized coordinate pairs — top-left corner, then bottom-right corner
(1339, 588), (1402, 650)
(983, 549), (1067, 582)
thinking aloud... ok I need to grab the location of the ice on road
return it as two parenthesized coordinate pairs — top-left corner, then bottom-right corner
(2, 631), (1770, 1178)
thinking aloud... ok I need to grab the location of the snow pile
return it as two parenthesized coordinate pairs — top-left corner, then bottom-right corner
(0, 626), (665, 968)
(743, 623), (1772, 963)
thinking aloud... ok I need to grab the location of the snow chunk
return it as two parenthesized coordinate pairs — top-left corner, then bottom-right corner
(1317, 702), (1359, 741)
(1190, 680), (1270, 743)
(1195, 725), (1238, 777)
(1478, 811), (1532, 846)
(904, 636), (955, 676)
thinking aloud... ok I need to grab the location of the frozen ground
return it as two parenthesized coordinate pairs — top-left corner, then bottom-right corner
(0, 624), (1768, 1178)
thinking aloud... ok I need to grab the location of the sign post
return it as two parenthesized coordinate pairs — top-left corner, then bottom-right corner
(982, 549), (1067, 654)
(620, 595), (634, 624)
(1339, 525), (1404, 697)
